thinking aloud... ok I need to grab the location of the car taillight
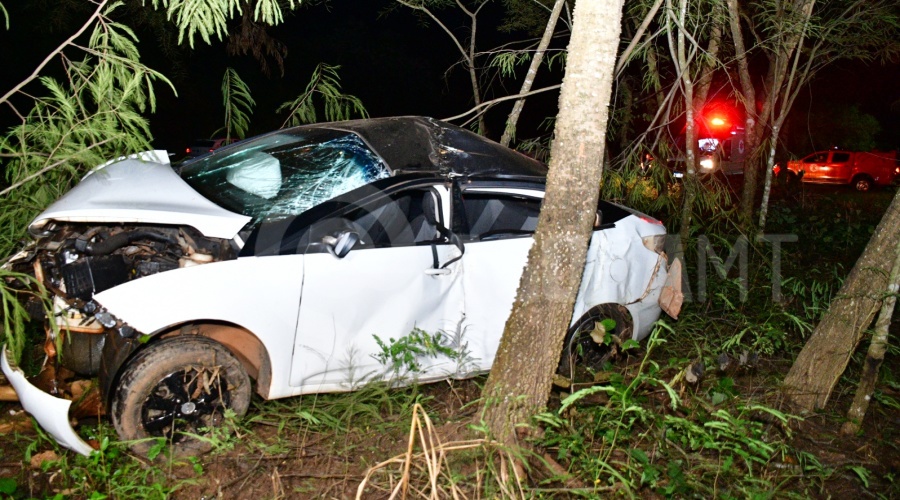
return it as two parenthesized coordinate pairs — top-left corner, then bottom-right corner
(642, 234), (666, 253)
(185, 148), (191, 154)
(638, 214), (663, 226)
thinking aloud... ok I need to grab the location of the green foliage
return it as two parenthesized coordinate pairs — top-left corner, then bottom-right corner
(238, 380), (429, 461)
(277, 63), (368, 127)
(0, 477), (15, 496)
(488, 50), (531, 78)
(219, 67), (255, 140)
(373, 328), (460, 377)
(536, 329), (800, 497)
(0, 3), (172, 359)
(0, 270), (53, 364)
(0, 2), (172, 256)
(18, 424), (196, 498)
(144, 0), (297, 47)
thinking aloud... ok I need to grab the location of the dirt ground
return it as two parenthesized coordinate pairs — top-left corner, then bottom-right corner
(0, 351), (897, 499)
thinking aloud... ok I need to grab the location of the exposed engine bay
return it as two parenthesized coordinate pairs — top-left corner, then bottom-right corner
(7, 223), (236, 376)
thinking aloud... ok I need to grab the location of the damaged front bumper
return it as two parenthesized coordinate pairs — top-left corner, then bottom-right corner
(1, 348), (94, 456)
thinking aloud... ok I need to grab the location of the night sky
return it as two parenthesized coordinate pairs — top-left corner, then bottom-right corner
(1, 1), (897, 159)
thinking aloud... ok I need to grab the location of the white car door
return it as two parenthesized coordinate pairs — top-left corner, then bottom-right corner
(453, 186), (543, 370)
(290, 184), (466, 392)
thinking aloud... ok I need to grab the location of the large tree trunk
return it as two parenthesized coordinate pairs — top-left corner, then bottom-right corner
(783, 189), (900, 410)
(480, 0), (625, 446)
(841, 234), (900, 434)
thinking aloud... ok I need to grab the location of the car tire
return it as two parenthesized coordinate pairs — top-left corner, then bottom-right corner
(111, 336), (251, 457)
(852, 175), (873, 192)
(557, 304), (633, 385)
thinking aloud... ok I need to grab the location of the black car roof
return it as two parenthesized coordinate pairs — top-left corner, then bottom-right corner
(294, 116), (549, 179)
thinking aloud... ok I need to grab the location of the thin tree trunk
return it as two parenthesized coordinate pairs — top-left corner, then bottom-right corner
(757, 1), (815, 232)
(670, 0), (697, 245)
(757, 124), (779, 231)
(614, 0), (663, 76)
(692, 22), (721, 108)
(727, 0), (762, 225)
(500, 0), (565, 147)
(480, 0), (625, 447)
(841, 235), (900, 434)
(784, 188), (900, 410)
(732, 0), (817, 225)
(396, 0), (488, 135)
(461, 1), (487, 135)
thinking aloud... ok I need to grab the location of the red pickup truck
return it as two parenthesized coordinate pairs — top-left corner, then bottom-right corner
(776, 149), (899, 191)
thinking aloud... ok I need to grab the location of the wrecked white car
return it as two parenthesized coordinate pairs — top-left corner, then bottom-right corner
(2, 117), (681, 456)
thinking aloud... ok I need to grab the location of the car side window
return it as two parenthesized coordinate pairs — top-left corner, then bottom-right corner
(299, 187), (444, 251)
(458, 191), (541, 241)
(804, 152), (828, 163)
(241, 185), (446, 256)
(340, 188), (443, 248)
(831, 152), (850, 163)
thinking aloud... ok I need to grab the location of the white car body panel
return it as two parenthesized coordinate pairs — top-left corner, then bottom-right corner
(573, 216), (667, 339)
(90, 213), (666, 399)
(291, 245), (466, 392)
(29, 156), (250, 239)
(2, 349), (94, 456)
(94, 257), (304, 399)
(458, 238), (534, 369)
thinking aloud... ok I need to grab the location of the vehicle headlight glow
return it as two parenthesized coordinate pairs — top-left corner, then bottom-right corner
(700, 158), (715, 170)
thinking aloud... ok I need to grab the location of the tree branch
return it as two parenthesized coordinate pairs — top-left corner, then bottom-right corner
(441, 84), (561, 123)
(0, 1), (108, 107)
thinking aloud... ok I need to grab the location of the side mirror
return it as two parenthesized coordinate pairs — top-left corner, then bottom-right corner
(322, 231), (359, 259)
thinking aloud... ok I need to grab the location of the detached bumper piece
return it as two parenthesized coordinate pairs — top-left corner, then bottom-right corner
(1, 348), (94, 456)
(659, 257), (684, 319)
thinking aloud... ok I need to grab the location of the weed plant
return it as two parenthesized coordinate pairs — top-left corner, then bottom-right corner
(2, 423), (200, 499)
(533, 330), (800, 498)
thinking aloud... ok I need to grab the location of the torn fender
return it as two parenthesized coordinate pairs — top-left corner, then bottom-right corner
(1, 348), (94, 456)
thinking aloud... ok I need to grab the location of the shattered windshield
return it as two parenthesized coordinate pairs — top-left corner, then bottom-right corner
(180, 129), (390, 225)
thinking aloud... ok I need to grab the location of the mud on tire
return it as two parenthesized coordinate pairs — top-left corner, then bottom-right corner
(111, 336), (251, 457)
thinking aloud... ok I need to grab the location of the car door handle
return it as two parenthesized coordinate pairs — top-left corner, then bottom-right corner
(424, 268), (452, 276)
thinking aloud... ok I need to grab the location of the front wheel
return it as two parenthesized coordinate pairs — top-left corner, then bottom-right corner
(111, 336), (251, 457)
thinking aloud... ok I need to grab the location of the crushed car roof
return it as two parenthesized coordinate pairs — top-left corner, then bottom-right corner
(230, 116), (549, 179)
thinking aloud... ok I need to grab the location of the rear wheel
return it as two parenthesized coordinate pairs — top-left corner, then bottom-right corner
(557, 304), (632, 386)
(853, 175), (874, 192)
(111, 336), (251, 457)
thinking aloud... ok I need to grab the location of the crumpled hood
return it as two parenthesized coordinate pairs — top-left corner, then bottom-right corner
(29, 151), (251, 239)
